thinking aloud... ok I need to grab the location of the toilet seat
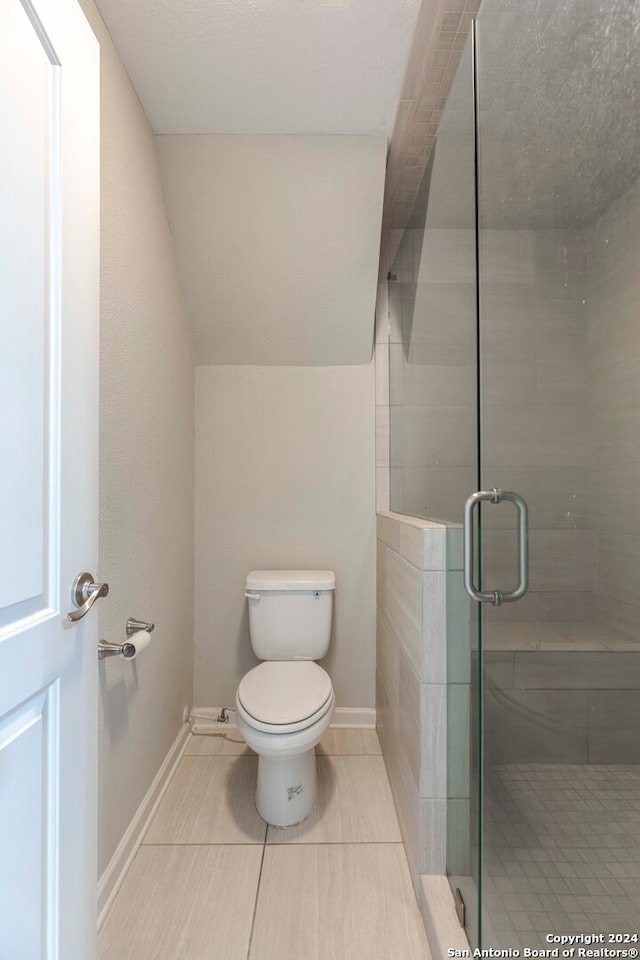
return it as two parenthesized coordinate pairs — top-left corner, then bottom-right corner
(237, 661), (333, 734)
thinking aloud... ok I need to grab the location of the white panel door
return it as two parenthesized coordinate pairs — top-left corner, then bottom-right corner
(0, 0), (99, 957)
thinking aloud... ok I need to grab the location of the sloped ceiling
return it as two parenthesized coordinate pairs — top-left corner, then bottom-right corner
(94, 0), (420, 136)
(157, 134), (387, 365)
(94, 0), (419, 364)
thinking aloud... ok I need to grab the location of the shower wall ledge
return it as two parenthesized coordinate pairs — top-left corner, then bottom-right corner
(376, 510), (452, 888)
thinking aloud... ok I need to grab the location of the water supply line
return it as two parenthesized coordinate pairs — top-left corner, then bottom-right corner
(188, 707), (239, 738)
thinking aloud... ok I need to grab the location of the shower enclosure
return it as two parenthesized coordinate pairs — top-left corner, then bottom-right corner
(388, 0), (640, 948)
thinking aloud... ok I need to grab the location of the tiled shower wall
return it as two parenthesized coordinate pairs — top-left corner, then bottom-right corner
(387, 224), (476, 522)
(484, 649), (640, 765)
(589, 177), (640, 642)
(480, 228), (593, 632)
(381, 174), (640, 653)
(376, 511), (450, 887)
(385, 223), (593, 632)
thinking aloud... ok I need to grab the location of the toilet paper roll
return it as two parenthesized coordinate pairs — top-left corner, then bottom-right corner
(124, 630), (152, 660)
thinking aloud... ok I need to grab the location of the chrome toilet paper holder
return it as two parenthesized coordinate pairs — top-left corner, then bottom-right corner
(98, 618), (155, 660)
(126, 618), (155, 637)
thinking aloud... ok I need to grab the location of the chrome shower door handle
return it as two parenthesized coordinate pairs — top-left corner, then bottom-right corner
(463, 489), (529, 606)
(464, 490), (501, 605)
(498, 490), (529, 604)
(67, 572), (109, 622)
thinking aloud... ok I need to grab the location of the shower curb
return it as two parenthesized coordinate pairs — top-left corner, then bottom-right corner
(420, 875), (471, 960)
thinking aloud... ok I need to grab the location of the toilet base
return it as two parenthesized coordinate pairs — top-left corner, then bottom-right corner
(255, 748), (317, 827)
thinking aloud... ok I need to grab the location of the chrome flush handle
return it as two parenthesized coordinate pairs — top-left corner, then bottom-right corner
(67, 572), (109, 622)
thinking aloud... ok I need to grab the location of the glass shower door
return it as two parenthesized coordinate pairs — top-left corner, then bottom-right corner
(473, 0), (640, 949)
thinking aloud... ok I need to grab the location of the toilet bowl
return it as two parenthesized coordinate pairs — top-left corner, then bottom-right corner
(236, 661), (335, 826)
(235, 570), (336, 827)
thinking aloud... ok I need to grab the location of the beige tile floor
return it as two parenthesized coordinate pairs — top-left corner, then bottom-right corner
(99, 728), (431, 960)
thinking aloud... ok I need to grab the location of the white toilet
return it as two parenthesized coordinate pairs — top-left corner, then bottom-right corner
(235, 569), (336, 827)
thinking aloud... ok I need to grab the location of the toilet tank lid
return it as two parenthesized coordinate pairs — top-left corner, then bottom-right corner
(246, 570), (335, 591)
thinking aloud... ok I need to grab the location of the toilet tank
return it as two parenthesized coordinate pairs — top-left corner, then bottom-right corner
(245, 570), (335, 661)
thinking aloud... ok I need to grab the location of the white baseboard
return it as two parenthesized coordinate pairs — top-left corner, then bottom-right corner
(190, 705), (376, 733)
(332, 707), (376, 728)
(97, 722), (191, 929)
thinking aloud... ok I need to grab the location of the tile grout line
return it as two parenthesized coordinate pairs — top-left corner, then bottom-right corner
(265, 839), (404, 846)
(140, 841), (268, 847)
(262, 840), (407, 847)
(138, 839), (406, 846)
(244, 840), (413, 959)
(317, 753), (383, 758)
(245, 826), (268, 960)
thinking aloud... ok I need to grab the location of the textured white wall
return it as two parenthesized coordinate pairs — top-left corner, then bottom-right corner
(195, 365), (376, 709)
(156, 134), (387, 365)
(78, 0), (195, 875)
